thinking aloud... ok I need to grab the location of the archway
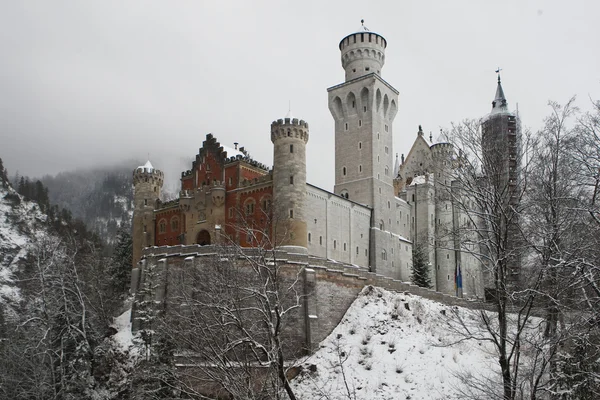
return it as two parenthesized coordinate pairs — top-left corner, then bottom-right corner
(196, 230), (211, 246)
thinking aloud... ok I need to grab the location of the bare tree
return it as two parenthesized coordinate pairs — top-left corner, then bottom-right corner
(441, 117), (546, 400)
(133, 211), (304, 399)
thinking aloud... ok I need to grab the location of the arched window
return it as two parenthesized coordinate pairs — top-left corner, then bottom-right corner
(260, 196), (272, 213)
(381, 249), (387, 260)
(170, 216), (179, 231)
(244, 199), (255, 216)
(342, 167), (347, 176)
(379, 220), (384, 230)
(158, 219), (167, 234)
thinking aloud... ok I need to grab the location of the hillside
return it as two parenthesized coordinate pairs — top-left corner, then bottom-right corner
(39, 163), (136, 244)
(292, 286), (505, 400)
(0, 183), (49, 311)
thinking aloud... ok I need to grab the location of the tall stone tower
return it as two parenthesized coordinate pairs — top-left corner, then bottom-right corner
(481, 75), (521, 287)
(328, 21), (398, 271)
(270, 113), (309, 250)
(132, 160), (163, 267)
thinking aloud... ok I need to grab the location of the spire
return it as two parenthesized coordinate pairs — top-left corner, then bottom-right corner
(285, 101), (293, 119)
(393, 153), (400, 177)
(491, 69), (508, 114)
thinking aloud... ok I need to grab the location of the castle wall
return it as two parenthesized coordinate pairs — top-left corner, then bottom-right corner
(304, 184), (371, 267)
(132, 245), (496, 357)
(155, 206), (182, 246)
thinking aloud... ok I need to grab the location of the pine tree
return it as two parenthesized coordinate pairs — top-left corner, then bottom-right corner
(0, 157), (8, 188)
(109, 228), (133, 296)
(411, 242), (432, 288)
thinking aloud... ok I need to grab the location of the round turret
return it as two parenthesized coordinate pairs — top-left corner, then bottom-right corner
(339, 20), (387, 81)
(271, 115), (309, 249)
(132, 160), (164, 268)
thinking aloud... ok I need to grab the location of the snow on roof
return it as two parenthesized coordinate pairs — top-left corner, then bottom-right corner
(222, 145), (244, 159)
(137, 160), (154, 171)
(409, 173), (434, 186)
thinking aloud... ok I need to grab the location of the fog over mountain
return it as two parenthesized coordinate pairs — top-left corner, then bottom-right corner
(1, 1), (599, 192)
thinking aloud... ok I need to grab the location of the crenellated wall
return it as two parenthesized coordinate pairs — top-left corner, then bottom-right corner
(131, 244), (495, 355)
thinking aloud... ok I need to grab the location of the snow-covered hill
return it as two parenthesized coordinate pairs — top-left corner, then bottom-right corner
(0, 184), (49, 309)
(292, 286), (503, 400)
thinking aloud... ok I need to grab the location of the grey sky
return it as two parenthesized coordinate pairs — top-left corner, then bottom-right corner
(1, 0), (599, 193)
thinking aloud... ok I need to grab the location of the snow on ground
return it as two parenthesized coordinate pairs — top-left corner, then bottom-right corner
(292, 286), (501, 400)
(112, 307), (134, 352)
(0, 185), (49, 306)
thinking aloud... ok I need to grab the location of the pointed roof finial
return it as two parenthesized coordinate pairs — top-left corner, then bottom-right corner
(491, 68), (508, 113)
(429, 131), (433, 143)
(358, 19), (369, 32)
(418, 125), (423, 136)
(285, 101), (293, 119)
(393, 153), (400, 177)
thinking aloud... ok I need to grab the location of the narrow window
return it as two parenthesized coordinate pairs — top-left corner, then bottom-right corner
(143, 225), (147, 233)
(352, 101), (355, 108)
(290, 176), (294, 185)
(289, 209), (294, 218)
(363, 106), (367, 112)
(359, 165), (362, 172)
(365, 249), (368, 256)
(229, 208), (233, 218)
(342, 167), (347, 176)
(356, 246), (359, 254)
(320, 236), (323, 245)
(345, 123), (348, 131)
(334, 240), (337, 249)
(144, 199), (148, 206)
(358, 142), (362, 149)
(343, 243), (347, 251)
(358, 119), (362, 127)
(290, 144), (294, 153)
(308, 233), (311, 243)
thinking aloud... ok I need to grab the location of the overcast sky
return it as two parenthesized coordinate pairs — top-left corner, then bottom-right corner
(1, 0), (599, 192)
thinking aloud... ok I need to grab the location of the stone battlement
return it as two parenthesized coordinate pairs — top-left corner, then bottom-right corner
(133, 243), (492, 353)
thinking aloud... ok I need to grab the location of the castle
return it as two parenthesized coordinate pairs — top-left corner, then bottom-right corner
(131, 23), (519, 301)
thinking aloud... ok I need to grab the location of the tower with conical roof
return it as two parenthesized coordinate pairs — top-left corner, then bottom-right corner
(132, 160), (164, 268)
(328, 21), (399, 273)
(481, 74), (522, 287)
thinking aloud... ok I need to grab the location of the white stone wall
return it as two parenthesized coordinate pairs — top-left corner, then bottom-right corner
(304, 184), (371, 267)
